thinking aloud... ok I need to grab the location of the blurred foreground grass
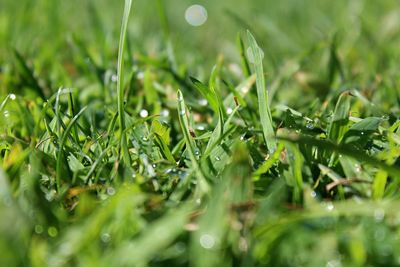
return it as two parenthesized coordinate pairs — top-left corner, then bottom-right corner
(1, 0), (400, 266)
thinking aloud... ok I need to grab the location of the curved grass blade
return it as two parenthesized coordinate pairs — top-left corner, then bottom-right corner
(278, 134), (400, 178)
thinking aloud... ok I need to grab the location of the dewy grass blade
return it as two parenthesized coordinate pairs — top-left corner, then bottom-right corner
(247, 30), (277, 153)
(56, 106), (87, 192)
(177, 90), (209, 195)
(117, 0), (133, 166)
(279, 134), (400, 178)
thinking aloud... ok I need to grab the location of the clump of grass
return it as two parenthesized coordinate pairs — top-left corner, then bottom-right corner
(1, 1), (400, 267)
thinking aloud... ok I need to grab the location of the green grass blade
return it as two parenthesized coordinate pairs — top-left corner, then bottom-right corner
(56, 106), (87, 192)
(177, 90), (209, 195)
(247, 30), (277, 153)
(278, 134), (400, 178)
(117, 0), (133, 166)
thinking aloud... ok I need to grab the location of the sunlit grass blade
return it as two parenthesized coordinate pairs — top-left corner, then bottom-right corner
(247, 30), (277, 153)
(177, 90), (209, 195)
(117, 0), (133, 166)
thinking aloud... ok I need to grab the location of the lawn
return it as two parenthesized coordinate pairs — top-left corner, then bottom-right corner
(1, 0), (400, 266)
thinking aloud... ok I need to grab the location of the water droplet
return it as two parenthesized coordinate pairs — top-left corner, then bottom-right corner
(195, 198), (201, 205)
(374, 209), (385, 222)
(101, 233), (111, 243)
(111, 74), (118, 82)
(35, 225), (44, 234)
(198, 99), (208, 106)
(136, 72), (145, 80)
(180, 109), (186, 116)
(360, 131), (365, 135)
(326, 202), (334, 211)
(48, 226), (58, 237)
(139, 109), (149, 118)
(381, 114), (389, 121)
(215, 156), (221, 161)
(240, 134), (246, 141)
(3, 110), (10, 118)
(226, 107), (233, 115)
(199, 234), (215, 249)
(106, 187), (116, 196)
(142, 136), (149, 142)
(152, 164), (157, 168)
(9, 94), (16, 100)
(238, 237), (248, 252)
(310, 191), (317, 198)
(185, 5), (208, 27)
(326, 259), (341, 267)
(196, 125), (206, 131)
(194, 148), (201, 157)
(306, 122), (314, 130)
(160, 109), (170, 117)
(354, 164), (362, 173)
(246, 47), (265, 64)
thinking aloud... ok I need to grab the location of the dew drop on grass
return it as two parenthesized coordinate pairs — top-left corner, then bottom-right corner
(48, 226), (58, 237)
(215, 156), (221, 161)
(310, 191), (317, 198)
(160, 109), (170, 117)
(106, 187), (116, 196)
(238, 237), (248, 252)
(142, 136), (149, 142)
(180, 109), (186, 116)
(196, 125), (206, 131)
(3, 110), (10, 118)
(360, 131), (365, 135)
(246, 47), (265, 64)
(381, 114), (389, 120)
(198, 99), (208, 106)
(194, 148), (201, 157)
(326, 202), (334, 211)
(199, 234), (215, 249)
(306, 122), (314, 129)
(226, 107), (233, 115)
(9, 94), (16, 100)
(136, 71), (145, 80)
(111, 74), (118, 82)
(139, 109), (149, 118)
(101, 233), (111, 243)
(354, 164), (362, 173)
(326, 259), (341, 267)
(35, 225), (44, 234)
(185, 5), (208, 27)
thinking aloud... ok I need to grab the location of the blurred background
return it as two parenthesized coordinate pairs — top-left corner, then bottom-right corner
(1, 0), (400, 110)
(1, 0), (400, 70)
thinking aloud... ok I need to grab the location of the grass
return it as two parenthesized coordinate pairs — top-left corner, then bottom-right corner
(1, 0), (400, 266)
